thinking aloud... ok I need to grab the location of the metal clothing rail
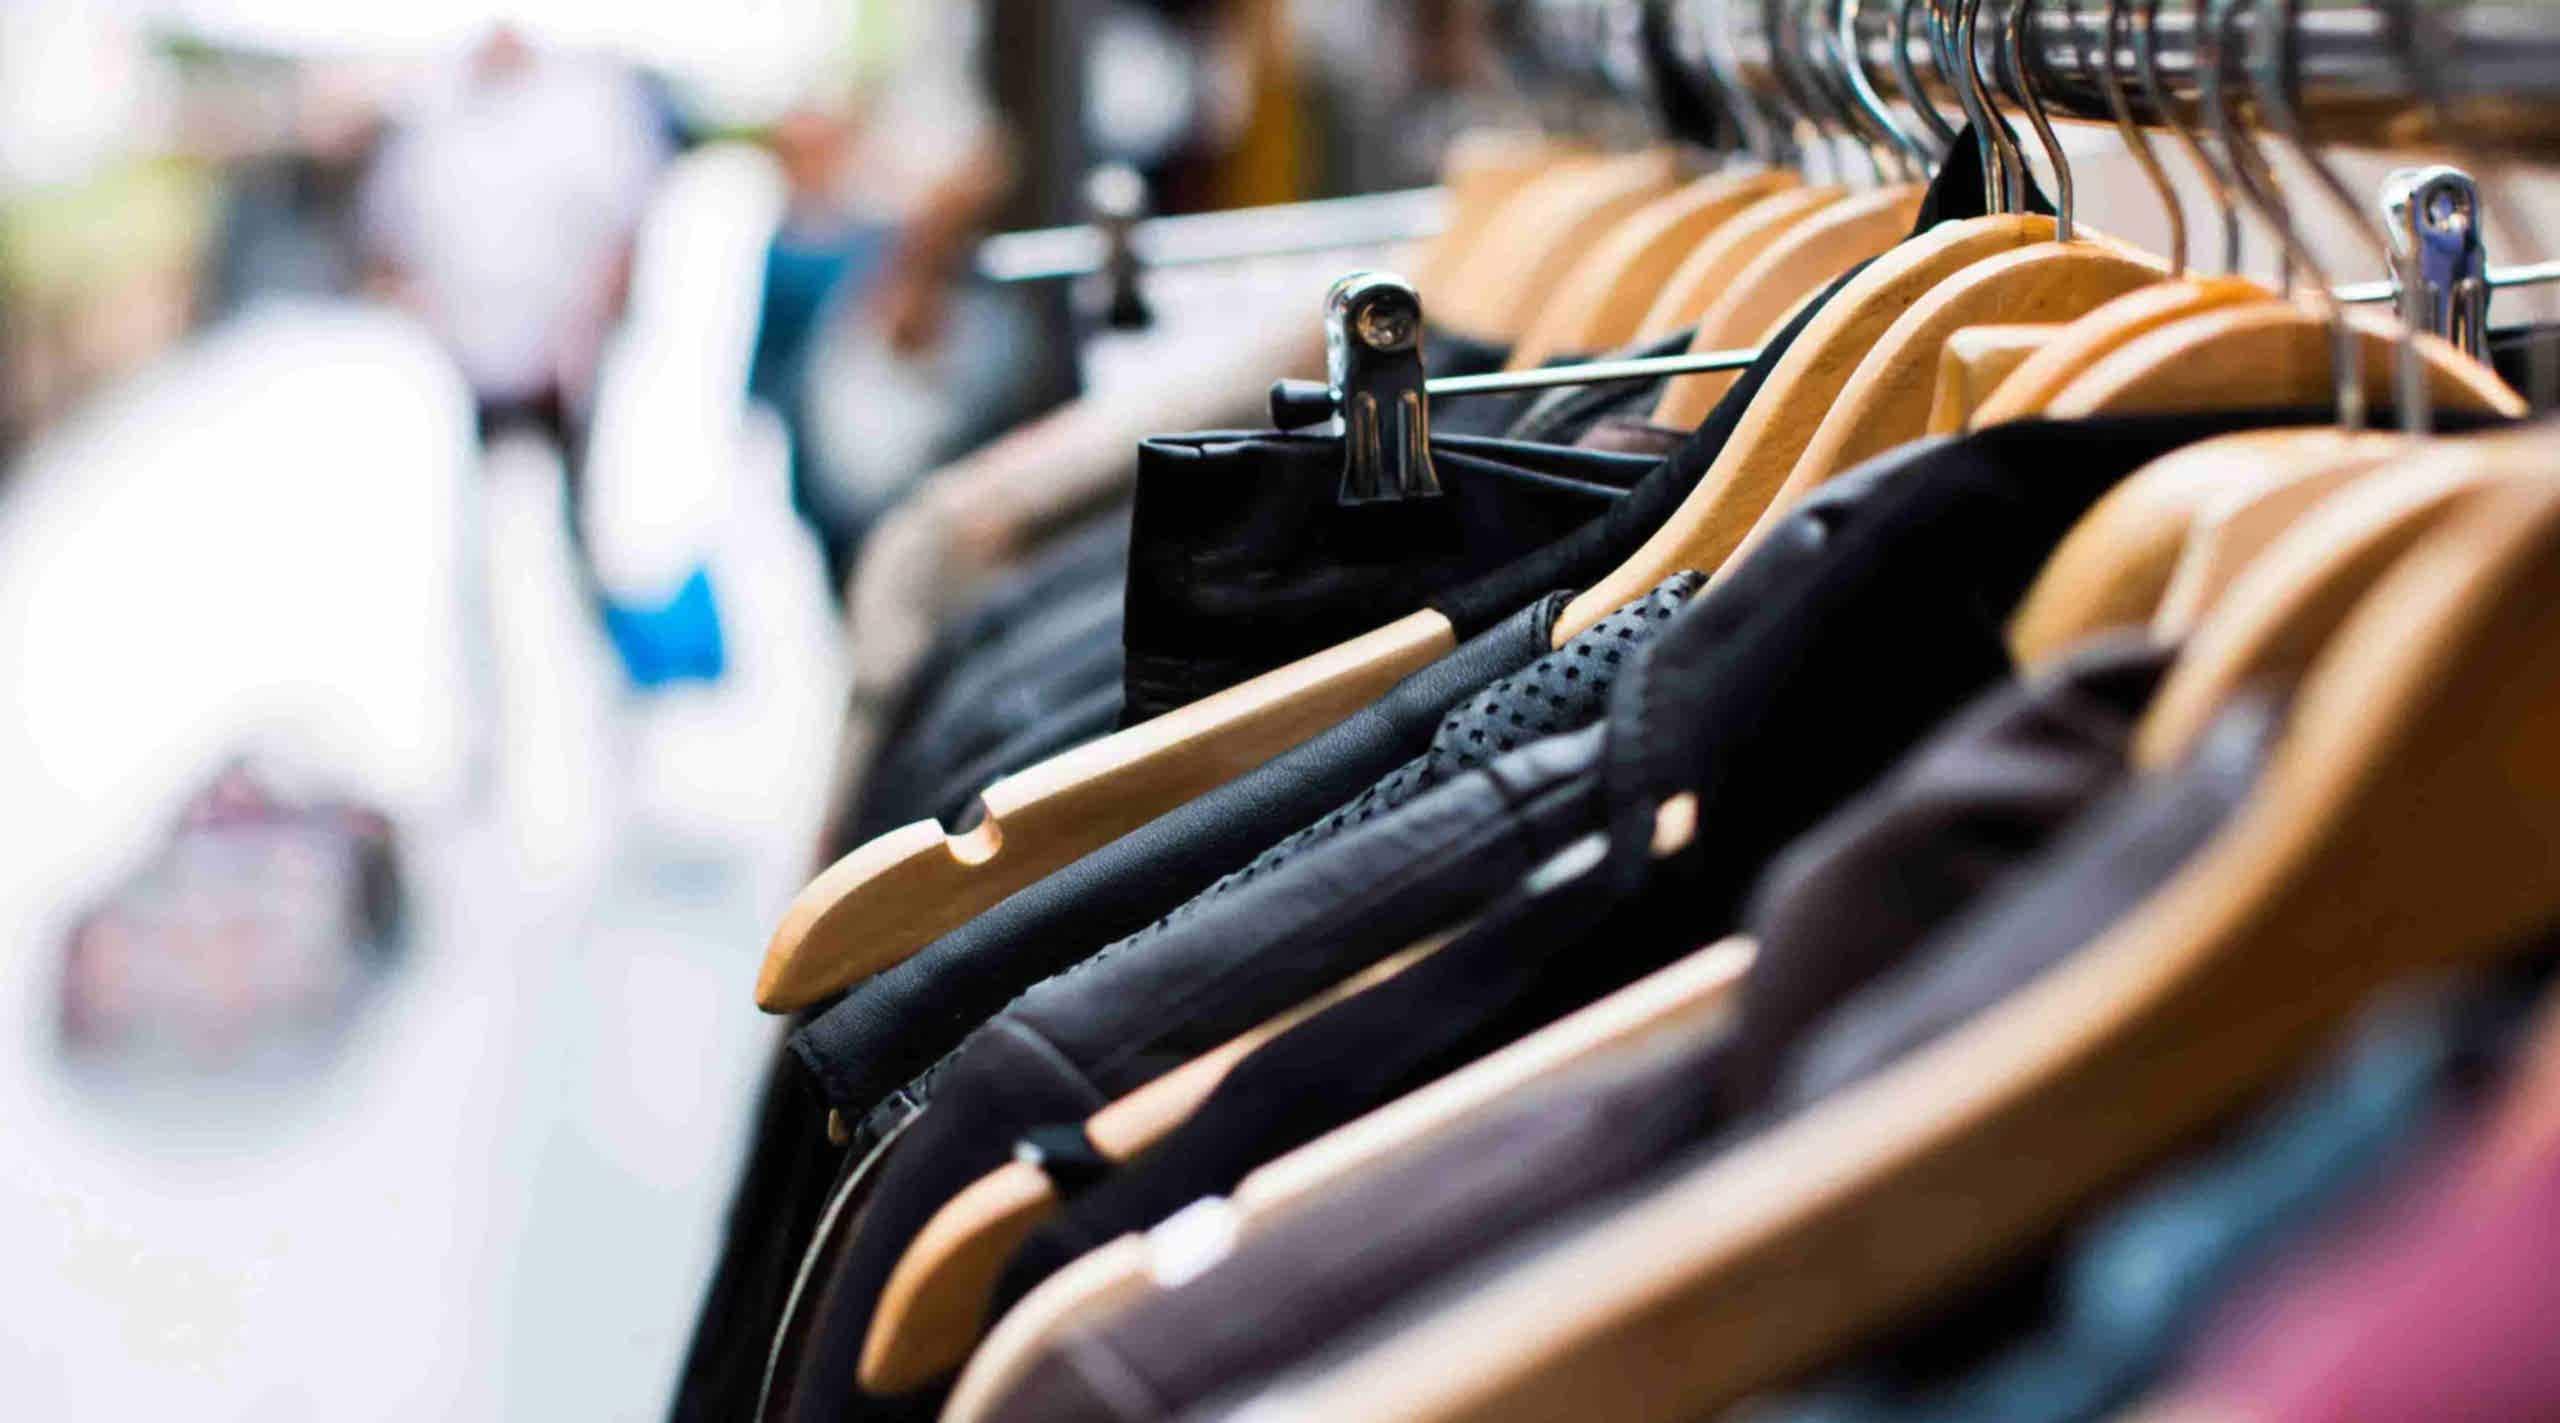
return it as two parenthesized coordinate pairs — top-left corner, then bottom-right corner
(975, 186), (1449, 284)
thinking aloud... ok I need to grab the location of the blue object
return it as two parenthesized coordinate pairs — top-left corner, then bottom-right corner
(602, 564), (728, 689)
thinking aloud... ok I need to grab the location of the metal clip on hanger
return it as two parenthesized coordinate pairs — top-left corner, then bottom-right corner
(1271, 272), (1443, 504)
(2380, 166), (2490, 359)
(1087, 163), (1154, 331)
(1270, 270), (1762, 504)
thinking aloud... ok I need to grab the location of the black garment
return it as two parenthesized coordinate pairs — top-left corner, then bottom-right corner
(788, 263), (1864, 1121)
(843, 513), (1133, 851)
(859, 578), (1125, 836)
(786, 583), (1700, 1416)
(985, 682), (2267, 1423)
(791, 592), (1566, 1118)
(985, 409), (2385, 1319)
(670, 1034), (844, 1423)
(1117, 432), (1653, 725)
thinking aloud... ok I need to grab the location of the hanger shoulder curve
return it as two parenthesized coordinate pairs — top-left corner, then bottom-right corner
(1767, 233), (2168, 508)
(1447, 151), (1682, 346)
(1634, 185), (1848, 343)
(1269, 474), (2560, 1423)
(1927, 323), (2063, 435)
(1968, 276), (2273, 426)
(1509, 170), (1797, 370)
(756, 610), (1456, 1011)
(2147, 432), (2412, 639)
(2006, 430), (2347, 668)
(1557, 212), (2051, 641)
(1649, 183), (1927, 429)
(2044, 305), (2528, 421)
(1412, 133), (1584, 298)
(2135, 433), (2554, 765)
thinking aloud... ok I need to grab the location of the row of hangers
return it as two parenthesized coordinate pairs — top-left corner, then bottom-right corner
(756, 0), (2546, 1017)
(754, 0), (2560, 1415)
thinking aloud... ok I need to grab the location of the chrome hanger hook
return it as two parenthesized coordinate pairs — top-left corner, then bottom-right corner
(1959, 0), (2028, 210)
(1840, 0), (1932, 178)
(1891, 0), (1961, 155)
(2251, 0), (2411, 428)
(2207, 0), (2361, 429)
(2002, 0), (2075, 238)
(2085, 0), (2186, 274)
(2137, 0), (2241, 272)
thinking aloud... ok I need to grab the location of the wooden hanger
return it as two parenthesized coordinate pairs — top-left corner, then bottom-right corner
(2132, 431), (2548, 766)
(1249, 456), (2560, 1423)
(1410, 133), (1588, 300)
(1926, 323), (2059, 434)
(1436, 150), (1685, 343)
(2042, 304), (2525, 422)
(757, 614), (1455, 1009)
(856, 933), (1456, 1392)
(761, 202), (2072, 1010)
(1632, 185), (1848, 343)
(1553, 210), (2067, 639)
(2005, 427), (2398, 668)
(1744, 228), (2168, 526)
(937, 937), (1757, 1423)
(1968, 277), (2274, 425)
(1649, 183), (1928, 428)
(1505, 169), (1798, 370)
(2145, 431), (2411, 638)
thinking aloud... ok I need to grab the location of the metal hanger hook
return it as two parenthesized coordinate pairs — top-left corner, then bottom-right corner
(2136, 0), (2241, 271)
(1887, 0), (1959, 155)
(2002, 0), (2076, 237)
(2082, 0), (2186, 274)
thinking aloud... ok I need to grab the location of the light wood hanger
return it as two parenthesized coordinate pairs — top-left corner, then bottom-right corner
(1746, 229), (2168, 524)
(1505, 169), (1798, 370)
(1248, 458), (2560, 1423)
(1422, 151), (1612, 337)
(1649, 183), (1928, 428)
(2145, 431), (2411, 638)
(2042, 305), (2526, 422)
(857, 933), (1455, 1392)
(938, 937), (1757, 1423)
(1632, 185), (1848, 343)
(1437, 150), (1685, 343)
(2132, 432), (2548, 766)
(2004, 427), (2398, 668)
(1411, 133), (1588, 300)
(1968, 277), (2273, 424)
(760, 198), (2078, 1010)
(1555, 209), (2071, 638)
(1925, 323), (2059, 433)
(757, 614), (1453, 1009)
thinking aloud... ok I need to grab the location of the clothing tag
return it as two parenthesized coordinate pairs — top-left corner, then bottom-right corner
(1145, 1195), (1241, 1289)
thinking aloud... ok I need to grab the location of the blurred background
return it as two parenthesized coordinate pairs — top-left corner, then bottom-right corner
(0, 1), (1479, 1416)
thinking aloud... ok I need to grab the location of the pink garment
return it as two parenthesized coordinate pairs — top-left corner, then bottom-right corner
(2173, 1116), (2560, 1421)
